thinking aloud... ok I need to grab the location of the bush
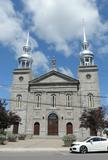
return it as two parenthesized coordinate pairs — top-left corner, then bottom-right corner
(103, 128), (108, 137)
(8, 134), (18, 142)
(62, 134), (76, 147)
(18, 134), (26, 140)
(0, 135), (8, 145)
(0, 130), (7, 135)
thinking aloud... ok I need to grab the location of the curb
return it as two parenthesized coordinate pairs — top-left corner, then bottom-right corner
(0, 147), (69, 152)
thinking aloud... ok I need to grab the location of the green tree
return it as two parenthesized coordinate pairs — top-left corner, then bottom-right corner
(8, 111), (21, 126)
(0, 99), (21, 133)
(0, 99), (9, 132)
(80, 107), (108, 136)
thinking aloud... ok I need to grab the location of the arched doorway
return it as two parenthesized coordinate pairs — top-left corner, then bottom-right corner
(48, 113), (58, 135)
(66, 122), (73, 134)
(34, 122), (40, 135)
(13, 122), (19, 134)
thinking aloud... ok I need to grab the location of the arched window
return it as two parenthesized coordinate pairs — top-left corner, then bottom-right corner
(51, 94), (56, 108)
(35, 94), (41, 108)
(26, 62), (29, 68)
(16, 94), (22, 108)
(66, 94), (71, 107)
(88, 93), (94, 108)
(85, 57), (90, 66)
(22, 61), (25, 68)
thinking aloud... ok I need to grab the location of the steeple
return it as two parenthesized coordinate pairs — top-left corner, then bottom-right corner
(51, 56), (57, 71)
(18, 32), (33, 69)
(26, 32), (29, 46)
(82, 21), (89, 50)
(80, 21), (94, 66)
(23, 32), (31, 53)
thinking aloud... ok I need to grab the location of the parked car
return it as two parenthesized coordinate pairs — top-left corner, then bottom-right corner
(70, 136), (108, 154)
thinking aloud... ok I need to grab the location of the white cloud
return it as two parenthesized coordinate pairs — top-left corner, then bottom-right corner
(59, 67), (74, 77)
(32, 51), (49, 74)
(22, 0), (108, 56)
(0, 1), (18, 41)
(0, 0), (50, 73)
(0, 0), (38, 58)
(0, 1), (23, 46)
(0, 0), (108, 75)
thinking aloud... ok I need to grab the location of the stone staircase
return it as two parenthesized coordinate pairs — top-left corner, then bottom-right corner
(33, 135), (61, 139)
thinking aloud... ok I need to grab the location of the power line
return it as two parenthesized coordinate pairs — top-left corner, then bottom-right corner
(0, 97), (106, 109)
(1, 98), (82, 109)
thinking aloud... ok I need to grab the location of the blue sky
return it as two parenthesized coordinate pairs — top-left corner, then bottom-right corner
(0, 0), (108, 106)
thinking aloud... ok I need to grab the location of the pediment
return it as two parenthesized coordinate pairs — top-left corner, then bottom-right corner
(29, 70), (79, 85)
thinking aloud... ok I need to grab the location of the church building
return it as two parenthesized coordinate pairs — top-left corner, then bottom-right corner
(10, 29), (100, 139)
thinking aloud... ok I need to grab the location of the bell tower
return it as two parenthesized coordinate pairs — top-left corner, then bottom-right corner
(80, 24), (94, 67)
(78, 24), (100, 109)
(10, 33), (33, 134)
(18, 32), (33, 69)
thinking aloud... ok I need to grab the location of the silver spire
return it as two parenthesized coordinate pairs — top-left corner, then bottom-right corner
(23, 32), (31, 53)
(26, 32), (29, 47)
(80, 19), (94, 66)
(82, 19), (89, 50)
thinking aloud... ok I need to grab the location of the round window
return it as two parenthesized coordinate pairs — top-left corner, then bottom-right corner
(19, 76), (24, 81)
(86, 74), (91, 79)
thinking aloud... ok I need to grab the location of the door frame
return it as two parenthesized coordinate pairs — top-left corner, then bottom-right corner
(34, 122), (40, 135)
(13, 122), (19, 134)
(48, 113), (58, 135)
(66, 122), (73, 134)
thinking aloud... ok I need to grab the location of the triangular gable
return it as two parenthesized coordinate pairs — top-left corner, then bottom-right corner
(29, 70), (79, 85)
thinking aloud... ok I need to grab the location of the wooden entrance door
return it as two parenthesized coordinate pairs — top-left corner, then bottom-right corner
(34, 122), (40, 135)
(13, 122), (19, 134)
(66, 122), (73, 134)
(48, 113), (58, 135)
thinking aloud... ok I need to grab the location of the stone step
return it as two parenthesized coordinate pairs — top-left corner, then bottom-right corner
(32, 135), (61, 139)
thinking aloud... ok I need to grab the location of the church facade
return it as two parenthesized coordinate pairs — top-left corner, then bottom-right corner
(10, 31), (100, 139)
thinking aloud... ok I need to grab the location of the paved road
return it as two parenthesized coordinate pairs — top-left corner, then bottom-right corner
(0, 151), (108, 160)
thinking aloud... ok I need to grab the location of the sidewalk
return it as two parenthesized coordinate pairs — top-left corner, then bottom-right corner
(0, 138), (69, 152)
